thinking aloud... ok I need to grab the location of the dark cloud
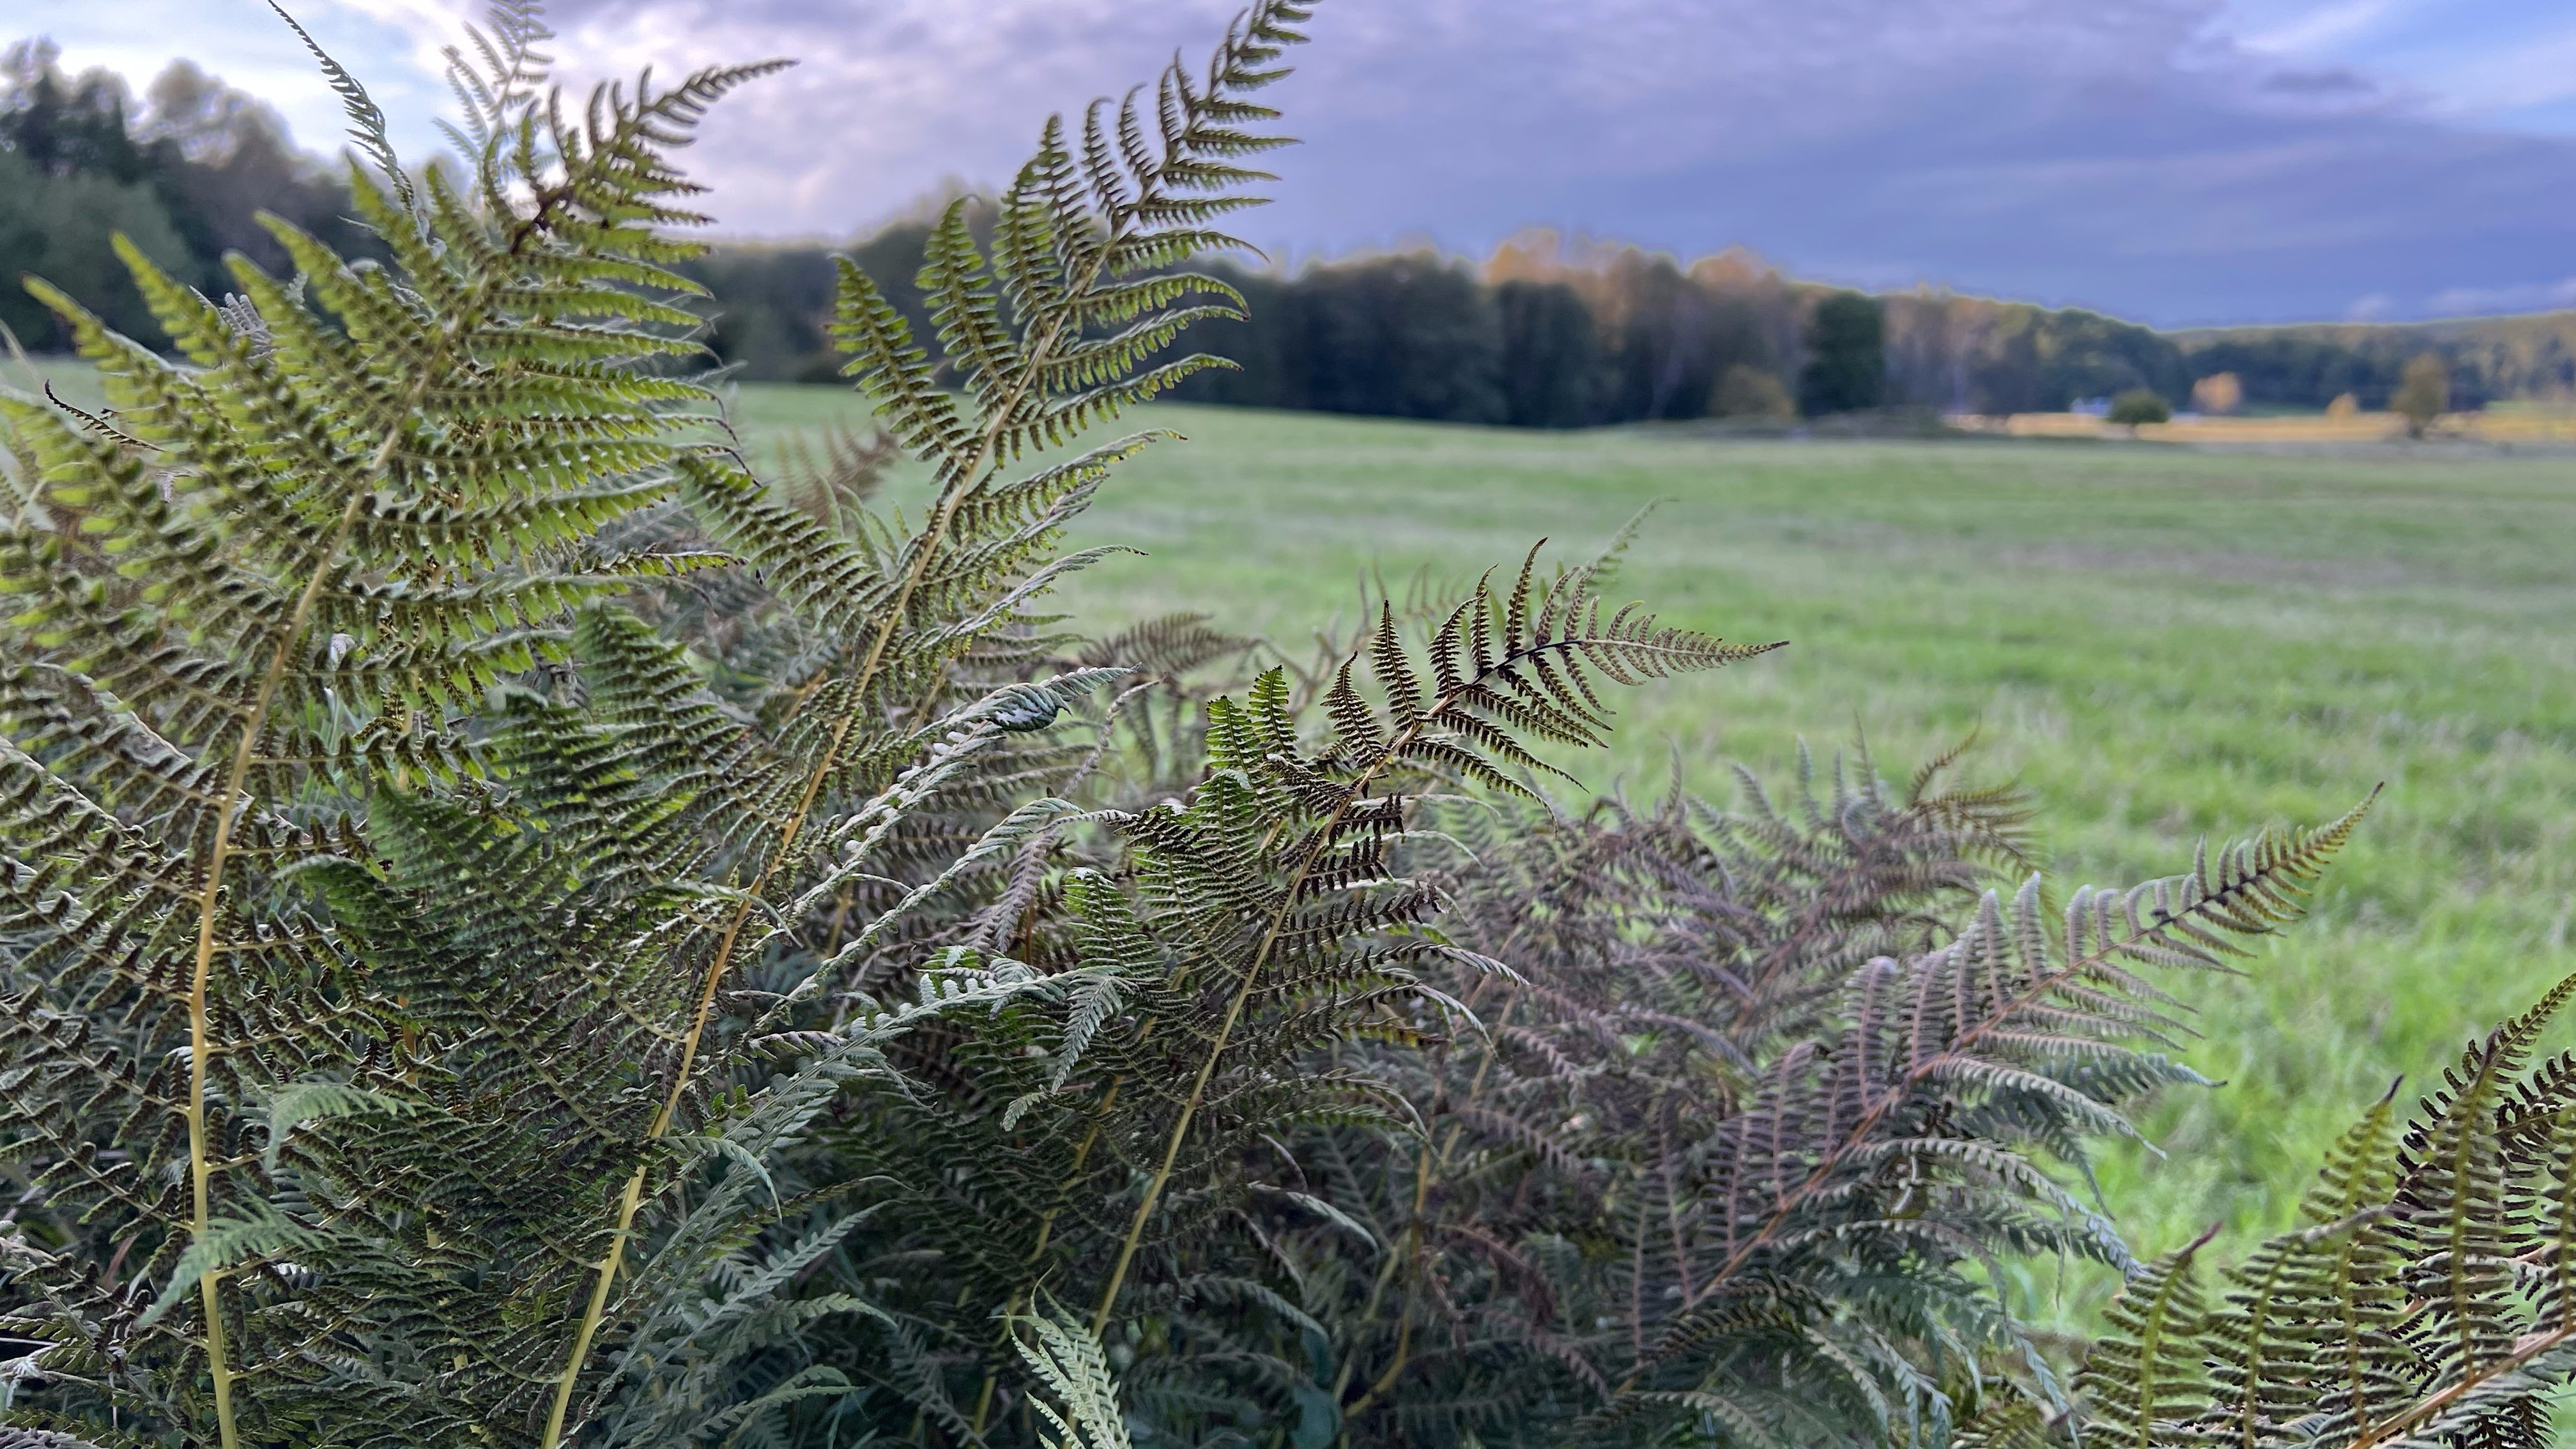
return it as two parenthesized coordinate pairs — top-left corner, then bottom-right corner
(355, 0), (2576, 324)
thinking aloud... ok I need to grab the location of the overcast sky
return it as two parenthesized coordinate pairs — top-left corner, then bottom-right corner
(26, 0), (2576, 326)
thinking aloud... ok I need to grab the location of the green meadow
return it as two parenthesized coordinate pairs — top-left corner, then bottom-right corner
(725, 385), (2576, 1320)
(24, 356), (2576, 1322)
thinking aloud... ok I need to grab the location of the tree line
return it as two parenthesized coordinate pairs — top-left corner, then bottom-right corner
(2177, 312), (2576, 412)
(7, 40), (2573, 422)
(686, 219), (2207, 424)
(689, 214), (2573, 423)
(0, 40), (386, 353)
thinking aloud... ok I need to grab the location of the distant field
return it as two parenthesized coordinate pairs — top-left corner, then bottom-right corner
(1971, 406), (2576, 445)
(726, 384), (2576, 1326)
(20, 356), (2576, 1328)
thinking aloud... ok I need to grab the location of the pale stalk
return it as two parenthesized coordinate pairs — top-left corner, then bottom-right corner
(2351, 1321), (2576, 1449)
(1090, 672), (1493, 1331)
(1087, 622), (1693, 1328)
(541, 211), (1099, 1449)
(1334, 986), (1514, 1420)
(544, 36), (1284, 1432)
(184, 446), (389, 1448)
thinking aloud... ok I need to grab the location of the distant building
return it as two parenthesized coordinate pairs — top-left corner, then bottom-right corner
(2070, 397), (2111, 417)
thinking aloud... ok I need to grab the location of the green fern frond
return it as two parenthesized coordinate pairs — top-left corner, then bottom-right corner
(1015, 1308), (1135, 1449)
(2080, 1227), (2221, 1446)
(2062, 969), (2576, 1448)
(0, 4), (804, 1441)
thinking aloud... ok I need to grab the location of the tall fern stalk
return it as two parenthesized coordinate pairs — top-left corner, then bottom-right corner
(539, 4), (1321, 1439)
(181, 482), (370, 1449)
(0, 0), (804, 1438)
(1089, 569), (1782, 1330)
(174, 169), (469, 1432)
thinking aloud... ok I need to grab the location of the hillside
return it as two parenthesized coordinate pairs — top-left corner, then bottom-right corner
(2177, 308), (2576, 410)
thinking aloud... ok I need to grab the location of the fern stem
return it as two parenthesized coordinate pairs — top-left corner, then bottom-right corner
(1337, 983), (1512, 1422)
(545, 15), (1295, 1425)
(1335, 1140), (1434, 1422)
(540, 195), (1092, 1449)
(1091, 648), (1540, 1330)
(183, 479), (372, 1449)
(1090, 780), (1376, 1328)
(2352, 1319), (2576, 1448)
(541, 1167), (648, 1448)
(537, 755), (825, 1447)
(970, 1067), (1132, 1433)
(1028, 1076), (1123, 1265)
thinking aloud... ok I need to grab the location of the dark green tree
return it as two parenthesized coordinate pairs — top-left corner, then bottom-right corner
(1586, 249), (1772, 421)
(1798, 289), (1885, 415)
(0, 153), (194, 348)
(0, 42), (147, 181)
(2108, 387), (2172, 426)
(0, 42), (178, 348)
(1493, 277), (1603, 427)
(1294, 252), (1507, 421)
(0, 42), (384, 348)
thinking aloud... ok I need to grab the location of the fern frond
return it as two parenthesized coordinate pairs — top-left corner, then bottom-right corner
(2080, 1227), (2221, 1446)
(1015, 1308), (1135, 1449)
(0, 6), (798, 1443)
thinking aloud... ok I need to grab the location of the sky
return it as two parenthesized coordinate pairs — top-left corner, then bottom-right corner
(21, 0), (2576, 326)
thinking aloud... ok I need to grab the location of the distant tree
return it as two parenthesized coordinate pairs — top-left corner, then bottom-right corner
(2026, 306), (2187, 410)
(2326, 391), (2361, 418)
(2177, 334), (2394, 410)
(2190, 371), (2242, 415)
(135, 59), (374, 282)
(1303, 254), (1507, 422)
(1798, 289), (1884, 414)
(2392, 351), (2450, 437)
(1492, 278), (1603, 427)
(1483, 236), (1779, 424)
(0, 153), (193, 347)
(0, 40), (179, 345)
(1710, 361), (1793, 418)
(0, 40), (146, 181)
(680, 243), (842, 381)
(2107, 387), (2172, 427)
(0, 43), (380, 347)
(1173, 251), (1510, 423)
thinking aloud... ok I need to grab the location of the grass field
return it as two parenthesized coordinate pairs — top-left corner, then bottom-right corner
(20, 355), (2576, 1327)
(726, 383), (2576, 1324)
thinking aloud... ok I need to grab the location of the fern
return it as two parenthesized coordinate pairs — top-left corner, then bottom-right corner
(528, 17), (1335, 1420)
(1245, 729), (2367, 1448)
(1015, 1309), (1135, 1449)
(2082, 968), (2576, 1448)
(0, 6), (1022, 1444)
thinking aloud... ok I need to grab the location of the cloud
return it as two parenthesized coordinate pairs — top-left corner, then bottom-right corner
(2230, 0), (2404, 57)
(24, 0), (2576, 325)
(2423, 277), (2576, 316)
